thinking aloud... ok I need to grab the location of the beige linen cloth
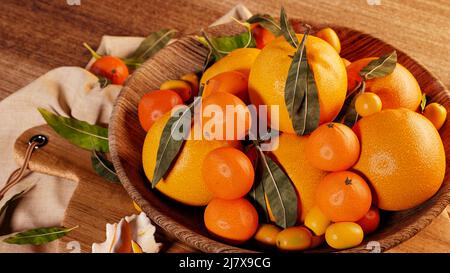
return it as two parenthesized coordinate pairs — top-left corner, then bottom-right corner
(0, 5), (252, 253)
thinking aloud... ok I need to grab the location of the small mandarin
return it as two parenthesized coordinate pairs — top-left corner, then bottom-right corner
(203, 71), (249, 103)
(254, 224), (282, 247)
(316, 171), (372, 222)
(325, 222), (364, 250)
(160, 79), (193, 102)
(138, 90), (183, 131)
(202, 147), (254, 199)
(276, 226), (312, 251)
(204, 198), (259, 244)
(423, 102), (447, 130)
(355, 92), (382, 117)
(305, 122), (360, 171)
(315, 27), (341, 53)
(356, 206), (380, 234)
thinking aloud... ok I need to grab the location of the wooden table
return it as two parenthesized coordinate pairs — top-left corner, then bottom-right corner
(1, 0), (449, 252)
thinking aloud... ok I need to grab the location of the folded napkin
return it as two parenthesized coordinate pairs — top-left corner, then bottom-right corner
(0, 5), (252, 253)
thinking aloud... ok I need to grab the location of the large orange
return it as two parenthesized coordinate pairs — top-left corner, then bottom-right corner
(142, 112), (240, 206)
(269, 133), (329, 222)
(248, 35), (347, 134)
(353, 108), (445, 211)
(347, 58), (422, 111)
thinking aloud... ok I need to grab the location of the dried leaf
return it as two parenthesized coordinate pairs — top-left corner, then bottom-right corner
(91, 151), (120, 183)
(247, 14), (282, 36)
(284, 30), (320, 135)
(258, 148), (297, 228)
(4, 226), (77, 245)
(279, 7), (298, 48)
(38, 108), (109, 152)
(359, 51), (397, 80)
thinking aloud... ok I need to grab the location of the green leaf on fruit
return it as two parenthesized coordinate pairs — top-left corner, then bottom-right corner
(38, 108), (109, 152)
(279, 7), (298, 48)
(247, 14), (282, 36)
(359, 51), (397, 80)
(420, 93), (427, 112)
(151, 86), (204, 188)
(335, 81), (366, 127)
(256, 147), (297, 228)
(284, 27), (320, 135)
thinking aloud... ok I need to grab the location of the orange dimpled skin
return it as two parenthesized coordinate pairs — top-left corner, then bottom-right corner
(316, 171), (372, 222)
(204, 198), (259, 244)
(138, 90), (183, 131)
(203, 71), (250, 104)
(202, 147), (254, 199)
(306, 122), (360, 171)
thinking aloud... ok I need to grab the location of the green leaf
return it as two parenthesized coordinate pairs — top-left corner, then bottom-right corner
(151, 86), (204, 187)
(279, 7), (298, 48)
(359, 51), (397, 80)
(420, 93), (427, 112)
(3, 226), (77, 245)
(198, 27), (256, 62)
(38, 108), (109, 152)
(335, 81), (366, 127)
(258, 148), (297, 228)
(91, 151), (120, 183)
(247, 147), (269, 222)
(247, 14), (282, 36)
(284, 30), (320, 135)
(123, 29), (177, 67)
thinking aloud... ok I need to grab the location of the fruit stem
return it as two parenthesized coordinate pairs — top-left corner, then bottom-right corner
(83, 42), (102, 60)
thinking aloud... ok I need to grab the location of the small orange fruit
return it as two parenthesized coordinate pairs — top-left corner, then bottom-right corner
(423, 102), (447, 130)
(201, 92), (251, 140)
(138, 90), (183, 131)
(203, 71), (249, 103)
(316, 171), (372, 222)
(160, 79), (193, 102)
(204, 198), (259, 244)
(251, 23), (276, 49)
(254, 224), (282, 247)
(315, 27), (341, 53)
(306, 122), (360, 171)
(355, 92), (383, 117)
(181, 73), (199, 97)
(276, 226), (312, 251)
(347, 58), (422, 111)
(202, 147), (254, 199)
(325, 222), (364, 250)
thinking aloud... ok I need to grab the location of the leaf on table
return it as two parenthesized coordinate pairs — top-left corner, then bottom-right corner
(91, 151), (120, 183)
(123, 29), (178, 68)
(247, 14), (282, 36)
(279, 7), (298, 48)
(359, 51), (397, 80)
(38, 108), (109, 152)
(284, 29), (320, 135)
(151, 86), (204, 188)
(3, 226), (78, 245)
(257, 148), (297, 228)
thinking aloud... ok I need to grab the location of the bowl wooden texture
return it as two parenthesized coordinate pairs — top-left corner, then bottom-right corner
(109, 21), (450, 253)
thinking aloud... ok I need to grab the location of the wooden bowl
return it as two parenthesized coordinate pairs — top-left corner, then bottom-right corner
(109, 21), (450, 253)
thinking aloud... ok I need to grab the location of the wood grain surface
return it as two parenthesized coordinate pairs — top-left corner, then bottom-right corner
(0, 0), (449, 101)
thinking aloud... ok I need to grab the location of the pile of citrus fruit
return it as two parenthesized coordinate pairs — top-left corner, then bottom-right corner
(137, 11), (447, 252)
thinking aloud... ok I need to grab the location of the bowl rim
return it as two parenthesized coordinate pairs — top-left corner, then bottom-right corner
(109, 21), (450, 253)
